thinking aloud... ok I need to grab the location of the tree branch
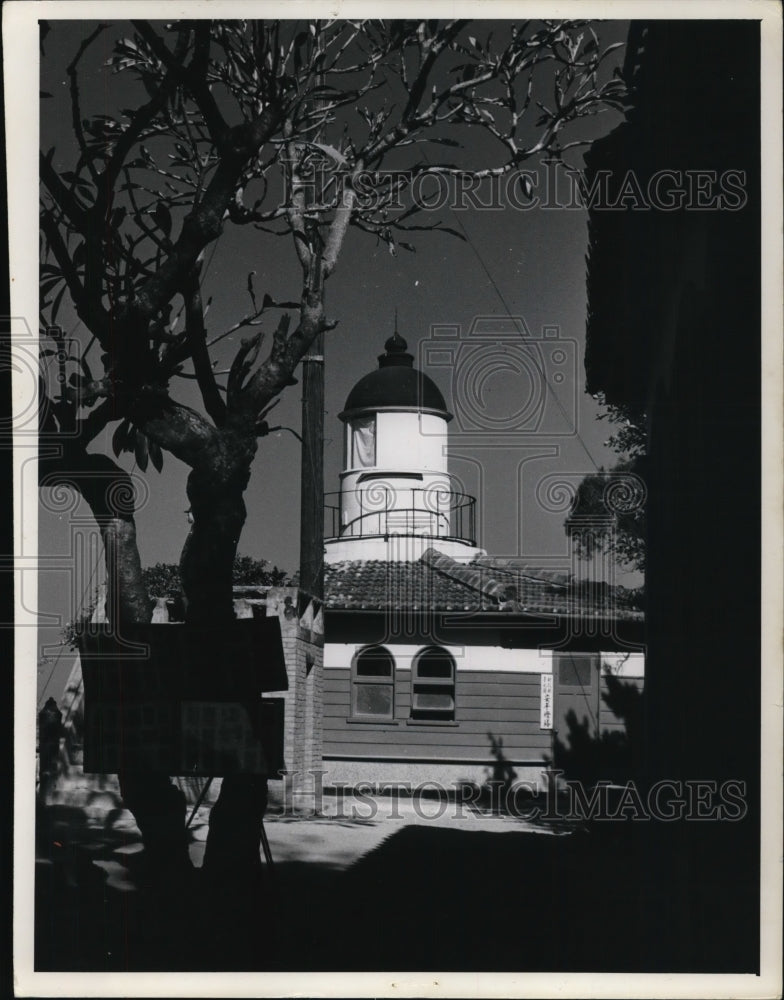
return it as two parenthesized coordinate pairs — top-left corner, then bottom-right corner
(323, 160), (364, 276)
(40, 210), (110, 340)
(227, 329), (266, 411)
(40, 154), (88, 233)
(401, 20), (469, 121)
(129, 103), (283, 323)
(134, 20), (230, 146)
(183, 270), (228, 425)
(129, 392), (220, 470)
(66, 23), (109, 186)
(283, 135), (313, 273)
(98, 26), (192, 208)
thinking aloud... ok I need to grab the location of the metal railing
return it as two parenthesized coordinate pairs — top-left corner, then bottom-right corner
(324, 488), (476, 545)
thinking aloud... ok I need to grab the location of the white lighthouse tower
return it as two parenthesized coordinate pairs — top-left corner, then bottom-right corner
(324, 329), (484, 564)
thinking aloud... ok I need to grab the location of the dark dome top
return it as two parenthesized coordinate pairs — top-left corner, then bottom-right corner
(340, 332), (451, 420)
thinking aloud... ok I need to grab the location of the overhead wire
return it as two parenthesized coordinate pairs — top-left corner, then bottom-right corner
(421, 150), (602, 476)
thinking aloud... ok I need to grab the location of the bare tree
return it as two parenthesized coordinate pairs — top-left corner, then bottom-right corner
(39, 20), (626, 883)
(40, 18), (626, 628)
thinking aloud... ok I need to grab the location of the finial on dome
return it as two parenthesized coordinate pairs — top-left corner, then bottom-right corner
(383, 307), (407, 354)
(379, 315), (413, 368)
(384, 330), (408, 355)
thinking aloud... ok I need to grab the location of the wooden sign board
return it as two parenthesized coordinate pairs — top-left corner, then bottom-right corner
(80, 620), (287, 775)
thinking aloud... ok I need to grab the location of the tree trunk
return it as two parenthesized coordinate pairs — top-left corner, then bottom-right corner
(178, 440), (269, 878)
(180, 467), (249, 624)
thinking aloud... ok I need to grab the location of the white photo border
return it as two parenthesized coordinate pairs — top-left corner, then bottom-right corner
(9, 2), (783, 997)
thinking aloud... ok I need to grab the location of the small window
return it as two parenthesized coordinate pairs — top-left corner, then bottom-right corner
(558, 654), (595, 687)
(351, 646), (394, 720)
(411, 647), (456, 722)
(350, 416), (376, 468)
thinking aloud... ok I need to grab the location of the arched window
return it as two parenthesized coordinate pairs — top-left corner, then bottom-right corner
(411, 646), (456, 722)
(351, 646), (395, 721)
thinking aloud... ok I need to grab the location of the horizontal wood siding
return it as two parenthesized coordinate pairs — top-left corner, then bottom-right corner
(324, 668), (550, 761)
(599, 675), (644, 733)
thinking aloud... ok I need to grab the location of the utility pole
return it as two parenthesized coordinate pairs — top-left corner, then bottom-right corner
(299, 332), (324, 599)
(299, 25), (325, 600)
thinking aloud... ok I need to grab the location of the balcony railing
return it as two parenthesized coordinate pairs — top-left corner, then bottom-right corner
(324, 488), (476, 546)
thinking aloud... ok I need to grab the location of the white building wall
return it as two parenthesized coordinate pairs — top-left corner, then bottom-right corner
(323, 534), (484, 563)
(325, 642), (553, 673)
(600, 652), (645, 678)
(375, 411), (449, 471)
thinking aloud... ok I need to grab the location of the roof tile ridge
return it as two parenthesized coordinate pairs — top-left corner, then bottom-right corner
(496, 567), (573, 590)
(469, 556), (571, 589)
(421, 548), (507, 605)
(465, 557), (547, 599)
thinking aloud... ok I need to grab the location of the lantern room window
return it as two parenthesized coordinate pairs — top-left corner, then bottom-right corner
(350, 415), (376, 468)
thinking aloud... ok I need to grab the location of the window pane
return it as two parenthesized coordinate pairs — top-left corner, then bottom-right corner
(355, 684), (392, 717)
(352, 416), (376, 467)
(558, 656), (593, 687)
(413, 687), (454, 710)
(356, 652), (392, 677)
(416, 652), (453, 678)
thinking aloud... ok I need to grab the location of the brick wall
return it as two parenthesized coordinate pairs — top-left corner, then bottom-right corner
(261, 588), (324, 810)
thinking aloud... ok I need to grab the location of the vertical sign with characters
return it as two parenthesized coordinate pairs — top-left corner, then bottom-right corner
(540, 672), (554, 730)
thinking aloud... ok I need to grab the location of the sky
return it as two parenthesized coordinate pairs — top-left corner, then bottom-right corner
(36, 18), (634, 701)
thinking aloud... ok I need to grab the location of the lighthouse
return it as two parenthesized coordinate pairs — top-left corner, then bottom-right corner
(324, 329), (484, 564)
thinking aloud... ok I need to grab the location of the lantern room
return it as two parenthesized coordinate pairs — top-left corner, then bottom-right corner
(324, 330), (482, 563)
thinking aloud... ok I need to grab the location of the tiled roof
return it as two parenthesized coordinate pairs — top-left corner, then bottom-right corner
(324, 548), (643, 620)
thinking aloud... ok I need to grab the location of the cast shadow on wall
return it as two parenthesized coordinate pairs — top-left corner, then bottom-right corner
(550, 670), (644, 788)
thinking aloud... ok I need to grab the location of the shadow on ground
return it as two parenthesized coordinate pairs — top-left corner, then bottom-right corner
(34, 803), (758, 974)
